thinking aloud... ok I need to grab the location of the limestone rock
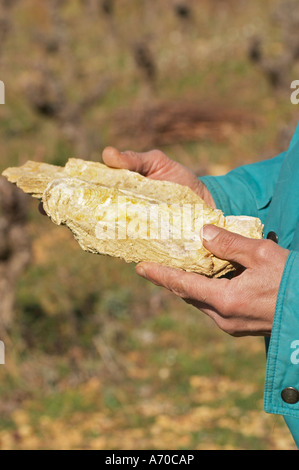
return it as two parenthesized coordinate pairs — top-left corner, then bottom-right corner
(2, 159), (263, 277)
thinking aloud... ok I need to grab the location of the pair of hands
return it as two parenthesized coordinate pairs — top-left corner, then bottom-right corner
(40, 147), (289, 337)
(101, 147), (289, 337)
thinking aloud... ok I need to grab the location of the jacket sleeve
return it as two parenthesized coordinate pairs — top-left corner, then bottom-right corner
(263, 250), (299, 448)
(199, 152), (286, 224)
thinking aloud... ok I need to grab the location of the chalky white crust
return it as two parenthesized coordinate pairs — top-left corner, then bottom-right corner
(2, 159), (263, 277)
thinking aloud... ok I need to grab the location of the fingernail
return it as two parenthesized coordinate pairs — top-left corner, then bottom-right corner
(200, 224), (219, 242)
(136, 265), (146, 278)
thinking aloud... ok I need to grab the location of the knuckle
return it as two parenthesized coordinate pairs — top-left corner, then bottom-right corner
(218, 286), (236, 316)
(152, 149), (166, 159)
(255, 239), (272, 261)
(171, 277), (187, 298)
(151, 149), (170, 166)
(158, 270), (187, 298)
(142, 149), (168, 175)
(220, 301), (233, 318)
(219, 232), (239, 258)
(215, 317), (240, 337)
(123, 149), (136, 157)
(225, 324), (241, 337)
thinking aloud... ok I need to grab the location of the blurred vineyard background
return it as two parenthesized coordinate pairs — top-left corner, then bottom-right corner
(0, 0), (298, 450)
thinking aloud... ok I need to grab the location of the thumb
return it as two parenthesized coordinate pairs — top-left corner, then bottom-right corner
(102, 146), (167, 176)
(201, 224), (259, 268)
(102, 146), (139, 172)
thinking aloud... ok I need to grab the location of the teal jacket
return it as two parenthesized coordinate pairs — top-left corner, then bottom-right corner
(200, 124), (299, 448)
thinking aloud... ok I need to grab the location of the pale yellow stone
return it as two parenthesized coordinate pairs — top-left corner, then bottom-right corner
(2, 159), (263, 277)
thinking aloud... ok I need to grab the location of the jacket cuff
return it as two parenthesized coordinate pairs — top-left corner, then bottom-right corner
(199, 153), (286, 222)
(199, 173), (260, 219)
(264, 251), (299, 419)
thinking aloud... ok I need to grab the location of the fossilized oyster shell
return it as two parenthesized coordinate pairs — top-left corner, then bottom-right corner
(2, 159), (263, 277)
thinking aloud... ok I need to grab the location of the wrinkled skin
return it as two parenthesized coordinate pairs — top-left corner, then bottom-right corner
(103, 147), (290, 337)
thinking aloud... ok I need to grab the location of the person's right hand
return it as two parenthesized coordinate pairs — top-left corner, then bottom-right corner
(102, 147), (216, 208)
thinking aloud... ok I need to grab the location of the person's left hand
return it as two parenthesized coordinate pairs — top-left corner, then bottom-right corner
(135, 224), (290, 337)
